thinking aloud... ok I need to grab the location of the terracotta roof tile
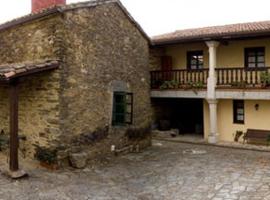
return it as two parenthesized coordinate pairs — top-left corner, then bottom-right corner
(152, 21), (270, 45)
(0, 60), (59, 81)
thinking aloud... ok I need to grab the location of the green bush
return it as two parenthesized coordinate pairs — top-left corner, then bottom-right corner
(267, 134), (270, 146)
(159, 80), (179, 89)
(261, 72), (270, 86)
(188, 81), (204, 89)
(34, 145), (57, 165)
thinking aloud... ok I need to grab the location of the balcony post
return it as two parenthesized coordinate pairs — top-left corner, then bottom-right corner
(206, 41), (219, 143)
(206, 41), (219, 99)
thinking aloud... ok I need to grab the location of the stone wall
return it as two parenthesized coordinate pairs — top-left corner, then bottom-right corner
(149, 47), (165, 124)
(0, 87), (9, 134)
(149, 47), (165, 71)
(18, 72), (61, 157)
(0, 14), (63, 63)
(58, 3), (152, 162)
(0, 15), (63, 157)
(0, 2), (153, 163)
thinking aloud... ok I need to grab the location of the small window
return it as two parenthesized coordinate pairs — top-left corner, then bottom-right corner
(112, 92), (133, 126)
(245, 47), (265, 68)
(233, 100), (244, 124)
(187, 51), (204, 70)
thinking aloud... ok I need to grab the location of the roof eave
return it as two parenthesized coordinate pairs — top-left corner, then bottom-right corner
(0, 7), (61, 33)
(151, 31), (270, 46)
(10, 62), (59, 80)
(0, 61), (59, 84)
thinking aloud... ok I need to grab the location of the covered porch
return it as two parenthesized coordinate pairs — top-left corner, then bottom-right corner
(150, 36), (270, 145)
(152, 98), (205, 139)
(0, 60), (59, 178)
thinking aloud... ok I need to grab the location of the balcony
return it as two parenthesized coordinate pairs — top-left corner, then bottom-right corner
(150, 67), (270, 90)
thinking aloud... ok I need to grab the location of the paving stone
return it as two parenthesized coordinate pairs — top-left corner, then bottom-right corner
(0, 140), (268, 199)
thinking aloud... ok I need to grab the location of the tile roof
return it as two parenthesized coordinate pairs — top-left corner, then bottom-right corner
(152, 21), (270, 45)
(0, 0), (150, 43)
(0, 60), (59, 81)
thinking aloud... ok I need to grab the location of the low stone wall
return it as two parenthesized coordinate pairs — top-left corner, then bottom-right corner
(58, 126), (152, 168)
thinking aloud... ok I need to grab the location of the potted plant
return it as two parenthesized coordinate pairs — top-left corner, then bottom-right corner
(260, 72), (270, 88)
(159, 80), (179, 90)
(34, 145), (58, 170)
(187, 81), (204, 94)
(234, 130), (243, 142)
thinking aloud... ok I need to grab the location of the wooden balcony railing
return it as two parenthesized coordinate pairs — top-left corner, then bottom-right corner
(150, 69), (208, 89)
(216, 67), (270, 88)
(151, 67), (270, 90)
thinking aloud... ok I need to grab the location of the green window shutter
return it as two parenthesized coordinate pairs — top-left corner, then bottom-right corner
(112, 92), (133, 126)
(125, 93), (133, 124)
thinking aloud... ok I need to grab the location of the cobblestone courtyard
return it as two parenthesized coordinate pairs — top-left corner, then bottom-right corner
(1, 140), (270, 200)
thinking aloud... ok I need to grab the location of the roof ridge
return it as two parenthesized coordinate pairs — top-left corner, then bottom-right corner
(0, 0), (150, 43)
(0, 0), (119, 32)
(60, 0), (118, 11)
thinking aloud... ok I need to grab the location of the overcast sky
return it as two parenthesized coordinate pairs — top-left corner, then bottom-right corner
(1, 0), (270, 36)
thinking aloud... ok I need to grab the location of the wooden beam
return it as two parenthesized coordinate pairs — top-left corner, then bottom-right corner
(9, 80), (19, 172)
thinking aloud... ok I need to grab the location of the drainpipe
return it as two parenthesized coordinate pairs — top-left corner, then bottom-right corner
(206, 41), (219, 144)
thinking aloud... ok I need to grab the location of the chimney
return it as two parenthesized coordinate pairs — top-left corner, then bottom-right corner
(32, 0), (66, 13)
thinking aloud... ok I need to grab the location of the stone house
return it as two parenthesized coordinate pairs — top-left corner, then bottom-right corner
(0, 0), (152, 171)
(150, 22), (270, 144)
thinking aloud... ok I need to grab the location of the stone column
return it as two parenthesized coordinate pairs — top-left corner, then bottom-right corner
(206, 41), (219, 99)
(207, 99), (218, 143)
(206, 41), (219, 143)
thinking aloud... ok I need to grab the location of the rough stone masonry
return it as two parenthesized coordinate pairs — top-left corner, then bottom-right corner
(0, 0), (152, 166)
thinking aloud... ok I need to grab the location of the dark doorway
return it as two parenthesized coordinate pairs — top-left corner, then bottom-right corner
(152, 98), (204, 136)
